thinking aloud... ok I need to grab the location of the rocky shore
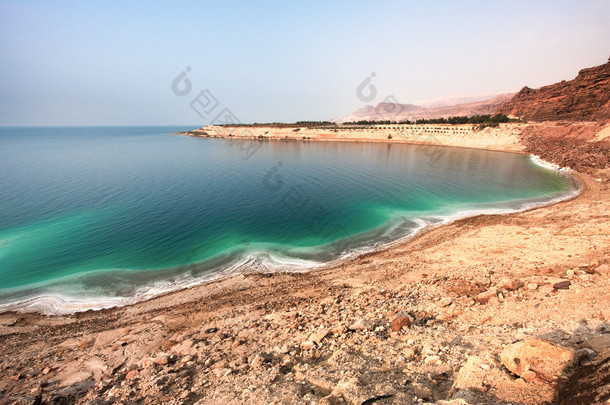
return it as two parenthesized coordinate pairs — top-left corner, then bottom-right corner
(1, 122), (609, 405)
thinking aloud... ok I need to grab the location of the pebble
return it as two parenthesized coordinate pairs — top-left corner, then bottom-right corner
(404, 347), (417, 359)
(439, 297), (454, 307)
(476, 288), (498, 304)
(553, 280), (571, 290)
(161, 340), (178, 351)
(309, 329), (329, 344)
(391, 315), (412, 332)
(500, 278), (524, 291)
(249, 352), (272, 368)
(349, 318), (376, 331)
(212, 368), (232, 378)
(152, 356), (169, 366)
(595, 264), (610, 275)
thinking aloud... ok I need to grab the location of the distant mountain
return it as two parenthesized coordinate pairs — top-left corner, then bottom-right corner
(497, 59), (610, 122)
(412, 93), (507, 108)
(334, 93), (514, 123)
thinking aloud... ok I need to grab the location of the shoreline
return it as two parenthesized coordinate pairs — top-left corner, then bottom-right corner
(174, 121), (528, 154)
(0, 151), (579, 316)
(0, 165), (589, 319)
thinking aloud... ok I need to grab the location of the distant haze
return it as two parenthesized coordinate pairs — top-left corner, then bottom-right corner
(411, 94), (509, 109)
(334, 94), (515, 123)
(1, 0), (609, 126)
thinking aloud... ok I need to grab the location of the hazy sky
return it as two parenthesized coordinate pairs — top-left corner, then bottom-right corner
(1, 0), (609, 126)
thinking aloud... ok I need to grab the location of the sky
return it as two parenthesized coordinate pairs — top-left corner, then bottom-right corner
(0, 0), (609, 126)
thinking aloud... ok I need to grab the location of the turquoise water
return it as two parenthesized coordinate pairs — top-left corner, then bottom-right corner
(0, 127), (575, 313)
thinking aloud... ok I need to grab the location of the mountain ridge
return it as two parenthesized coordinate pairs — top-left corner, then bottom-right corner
(335, 93), (514, 123)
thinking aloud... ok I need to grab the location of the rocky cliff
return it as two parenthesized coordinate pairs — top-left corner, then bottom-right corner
(497, 59), (610, 122)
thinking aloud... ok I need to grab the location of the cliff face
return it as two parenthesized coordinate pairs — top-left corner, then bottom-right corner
(497, 60), (610, 122)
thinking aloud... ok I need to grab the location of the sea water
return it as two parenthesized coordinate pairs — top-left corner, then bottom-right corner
(0, 126), (576, 313)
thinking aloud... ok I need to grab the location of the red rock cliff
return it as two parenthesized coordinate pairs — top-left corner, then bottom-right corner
(497, 59), (610, 122)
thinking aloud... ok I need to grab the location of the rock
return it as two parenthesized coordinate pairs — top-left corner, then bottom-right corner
(422, 342), (437, 356)
(424, 355), (440, 365)
(581, 335), (610, 354)
(497, 60), (610, 121)
(576, 348), (598, 365)
(161, 340), (178, 351)
(595, 264), (610, 275)
(249, 352), (272, 368)
(475, 288), (498, 304)
(403, 347), (417, 359)
(526, 283), (538, 291)
(309, 329), (329, 344)
(212, 368), (232, 378)
(412, 382), (433, 399)
(500, 337), (575, 384)
(56, 370), (93, 387)
(451, 389), (484, 403)
(451, 356), (500, 399)
(588, 259), (600, 270)
(232, 339), (245, 349)
(125, 370), (139, 380)
(348, 318), (376, 331)
(391, 315), (411, 332)
(152, 356), (169, 366)
(172, 339), (194, 355)
(501, 278), (524, 291)
(553, 280), (571, 290)
(93, 327), (131, 349)
(319, 394), (344, 405)
(537, 266), (553, 275)
(438, 297), (454, 307)
(211, 360), (229, 369)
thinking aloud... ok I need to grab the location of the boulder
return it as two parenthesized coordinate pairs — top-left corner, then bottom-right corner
(581, 335), (610, 354)
(500, 337), (575, 384)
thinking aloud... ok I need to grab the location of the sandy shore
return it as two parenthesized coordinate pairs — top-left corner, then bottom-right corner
(178, 122), (528, 154)
(1, 122), (609, 404)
